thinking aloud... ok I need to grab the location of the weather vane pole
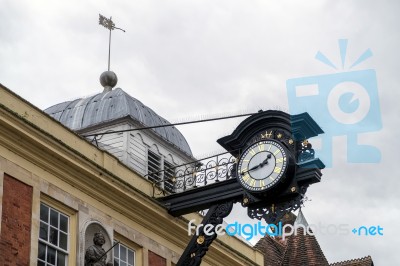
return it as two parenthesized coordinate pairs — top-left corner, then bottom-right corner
(99, 14), (125, 71)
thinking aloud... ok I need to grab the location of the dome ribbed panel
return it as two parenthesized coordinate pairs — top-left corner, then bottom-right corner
(44, 88), (192, 156)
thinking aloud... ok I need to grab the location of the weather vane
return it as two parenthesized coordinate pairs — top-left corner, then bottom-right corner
(99, 14), (125, 71)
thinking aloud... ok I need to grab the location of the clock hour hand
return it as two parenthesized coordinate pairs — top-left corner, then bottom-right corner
(260, 154), (272, 167)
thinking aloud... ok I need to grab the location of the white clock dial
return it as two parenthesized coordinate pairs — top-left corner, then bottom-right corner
(237, 140), (288, 192)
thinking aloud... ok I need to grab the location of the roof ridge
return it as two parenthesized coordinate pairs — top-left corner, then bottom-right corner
(329, 255), (373, 266)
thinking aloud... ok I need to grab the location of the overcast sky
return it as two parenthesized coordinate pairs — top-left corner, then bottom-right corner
(1, 0), (399, 264)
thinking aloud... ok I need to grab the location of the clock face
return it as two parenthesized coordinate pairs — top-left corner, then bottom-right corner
(237, 140), (288, 192)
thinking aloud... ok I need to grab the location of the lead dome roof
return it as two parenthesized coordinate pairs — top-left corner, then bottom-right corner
(44, 88), (192, 156)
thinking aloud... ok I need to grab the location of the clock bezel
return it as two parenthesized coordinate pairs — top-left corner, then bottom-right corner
(237, 139), (289, 193)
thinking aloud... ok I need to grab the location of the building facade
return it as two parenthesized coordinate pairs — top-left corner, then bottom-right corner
(0, 82), (263, 265)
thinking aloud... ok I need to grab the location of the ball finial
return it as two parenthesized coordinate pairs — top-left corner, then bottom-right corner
(100, 71), (118, 92)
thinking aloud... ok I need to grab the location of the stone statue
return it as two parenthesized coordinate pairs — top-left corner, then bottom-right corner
(85, 232), (113, 266)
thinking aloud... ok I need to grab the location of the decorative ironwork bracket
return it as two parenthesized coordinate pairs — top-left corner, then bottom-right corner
(177, 201), (234, 266)
(247, 193), (306, 224)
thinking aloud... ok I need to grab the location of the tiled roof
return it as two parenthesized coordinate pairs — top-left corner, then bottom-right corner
(280, 227), (329, 266)
(330, 256), (374, 266)
(254, 235), (284, 266)
(255, 229), (331, 266)
(255, 211), (374, 266)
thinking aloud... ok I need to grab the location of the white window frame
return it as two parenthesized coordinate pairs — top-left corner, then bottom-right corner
(113, 241), (135, 266)
(38, 202), (69, 266)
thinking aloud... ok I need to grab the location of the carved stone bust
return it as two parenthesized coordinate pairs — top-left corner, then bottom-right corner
(84, 232), (113, 266)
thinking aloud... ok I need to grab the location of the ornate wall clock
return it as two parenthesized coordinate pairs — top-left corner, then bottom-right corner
(159, 110), (325, 266)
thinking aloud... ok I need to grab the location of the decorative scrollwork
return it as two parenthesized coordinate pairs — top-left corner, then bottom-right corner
(247, 193), (306, 224)
(150, 152), (237, 194)
(177, 201), (234, 266)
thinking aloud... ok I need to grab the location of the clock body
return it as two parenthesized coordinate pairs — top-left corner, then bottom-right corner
(237, 140), (289, 192)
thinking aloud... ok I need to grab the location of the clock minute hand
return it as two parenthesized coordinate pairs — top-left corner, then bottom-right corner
(241, 164), (262, 175)
(241, 154), (273, 175)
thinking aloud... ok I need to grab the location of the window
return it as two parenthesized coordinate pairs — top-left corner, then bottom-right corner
(148, 149), (177, 192)
(164, 160), (175, 193)
(114, 241), (135, 266)
(148, 150), (161, 183)
(38, 203), (69, 266)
